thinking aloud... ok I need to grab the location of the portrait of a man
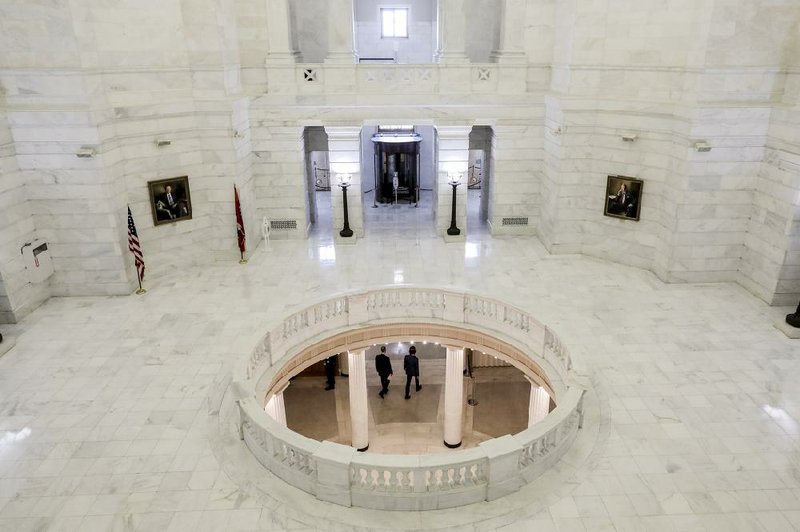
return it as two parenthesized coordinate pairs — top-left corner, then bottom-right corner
(148, 176), (192, 226)
(604, 175), (643, 221)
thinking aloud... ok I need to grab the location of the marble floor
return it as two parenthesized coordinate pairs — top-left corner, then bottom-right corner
(1, 222), (799, 531)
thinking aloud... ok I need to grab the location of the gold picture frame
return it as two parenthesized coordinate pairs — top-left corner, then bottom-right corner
(148, 176), (192, 226)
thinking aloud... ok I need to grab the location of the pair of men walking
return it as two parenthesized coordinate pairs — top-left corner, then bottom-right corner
(375, 345), (421, 400)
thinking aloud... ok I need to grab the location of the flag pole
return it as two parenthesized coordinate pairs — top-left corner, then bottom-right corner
(135, 270), (146, 295)
(127, 204), (147, 295)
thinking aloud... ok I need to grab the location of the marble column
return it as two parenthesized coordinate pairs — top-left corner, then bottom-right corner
(265, 0), (299, 63)
(443, 346), (464, 448)
(348, 349), (369, 451)
(325, 126), (363, 242)
(265, 0), (299, 93)
(337, 351), (349, 376)
(264, 391), (287, 427)
(435, 0), (469, 64)
(325, 0), (357, 64)
(527, 383), (550, 428)
(435, 126), (470, 241)
(490, 0), (527, 64)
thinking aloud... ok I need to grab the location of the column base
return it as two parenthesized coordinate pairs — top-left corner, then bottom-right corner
(443, 440), (462, 449)
(356, 444), (369, 452)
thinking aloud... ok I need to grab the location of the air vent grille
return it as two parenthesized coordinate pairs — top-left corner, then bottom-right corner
(501, 217), (529, 226)
(270, 220), (298, 230)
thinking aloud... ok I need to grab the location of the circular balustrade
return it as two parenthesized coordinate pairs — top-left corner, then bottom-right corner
(227, 287), (589, 511)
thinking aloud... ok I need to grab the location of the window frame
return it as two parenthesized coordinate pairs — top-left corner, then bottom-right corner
(380, 7), (409, 39)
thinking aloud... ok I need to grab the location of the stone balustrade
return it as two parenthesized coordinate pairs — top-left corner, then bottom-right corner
(290, 64), (532, 95)
(231, 286), (588, 510)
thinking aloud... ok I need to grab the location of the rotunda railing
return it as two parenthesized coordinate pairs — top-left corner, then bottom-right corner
(230, 287), (588, 510)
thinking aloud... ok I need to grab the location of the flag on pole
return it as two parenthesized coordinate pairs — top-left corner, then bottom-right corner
(235, 185), (246, 254)
(127, 206), (145, 283)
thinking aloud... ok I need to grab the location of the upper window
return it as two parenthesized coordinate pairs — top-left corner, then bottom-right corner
(381, 8), (408, 38)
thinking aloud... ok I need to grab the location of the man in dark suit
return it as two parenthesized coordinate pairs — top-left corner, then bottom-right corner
(607, 184), (631, 215)
(323, 356), (336, 391)
(403, 345), (421, 400)
(160, 184), (187, 218)
(375, 346), (393, 398)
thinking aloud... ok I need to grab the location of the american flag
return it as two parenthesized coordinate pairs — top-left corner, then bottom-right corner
(127, 206), (145, 282)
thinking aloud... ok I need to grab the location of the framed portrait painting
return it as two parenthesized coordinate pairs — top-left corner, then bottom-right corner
(148, 176), (192, 226)
(604, 175), (643, 221)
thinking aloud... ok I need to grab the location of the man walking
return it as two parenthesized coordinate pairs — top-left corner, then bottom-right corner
(375, 346), (393, 398)
(403, 345), (421, 400)
(323, 356), (336, 391)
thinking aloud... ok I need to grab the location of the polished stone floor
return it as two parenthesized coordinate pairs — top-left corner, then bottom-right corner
(0, 207), (799, 531)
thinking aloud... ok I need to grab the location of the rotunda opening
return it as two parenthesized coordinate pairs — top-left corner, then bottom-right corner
(232, 287), (586, 510)
(279, 341), (555, 454)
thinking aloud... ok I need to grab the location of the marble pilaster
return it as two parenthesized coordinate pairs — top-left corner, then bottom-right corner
(489, 0), (528, 93)
(264, 0), (299, 93)
(435, 0), (469, 64)
(490, 0), (527, 65)
(325, 0), (357, 64)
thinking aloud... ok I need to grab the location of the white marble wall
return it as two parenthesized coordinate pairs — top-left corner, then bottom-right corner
(0, 103), (48, 323)
(488, 124), (541, 236)
(1, 0), (800, 309)
(252, 124), (308, 239)
(537, 0), (800, 305)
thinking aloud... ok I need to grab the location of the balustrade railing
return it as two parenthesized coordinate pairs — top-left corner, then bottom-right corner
(233, 287), (587, 510)
(294, 64), (507, 95)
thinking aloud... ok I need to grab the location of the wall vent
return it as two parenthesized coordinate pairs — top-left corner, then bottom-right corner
(270, 220), (298, 230)
(502, 217), (529, 226)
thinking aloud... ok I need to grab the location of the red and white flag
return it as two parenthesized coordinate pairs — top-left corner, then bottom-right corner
(235, 185), (246, 254)
(127, 206), (145, 283)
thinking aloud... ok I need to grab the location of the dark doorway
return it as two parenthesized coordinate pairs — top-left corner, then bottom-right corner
(371, 126), (422, 206)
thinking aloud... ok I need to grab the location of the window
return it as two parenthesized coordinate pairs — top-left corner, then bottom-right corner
(381, 8), (408, 38)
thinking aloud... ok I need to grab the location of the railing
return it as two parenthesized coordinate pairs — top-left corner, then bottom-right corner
(232, 286), (588, 510)
(292, 63), (529, 95)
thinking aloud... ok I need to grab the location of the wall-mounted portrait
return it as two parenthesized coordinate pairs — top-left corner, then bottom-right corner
(604, 175), (643, 221)
(148, 176), (192, 226)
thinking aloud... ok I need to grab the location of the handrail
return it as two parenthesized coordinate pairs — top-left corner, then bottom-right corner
(232, 286), (587, 510)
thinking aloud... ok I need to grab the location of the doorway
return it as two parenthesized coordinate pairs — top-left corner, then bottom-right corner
(468, 126), (492, 233)
(304, 127), (332, 237)
(361, 125), (437, 238)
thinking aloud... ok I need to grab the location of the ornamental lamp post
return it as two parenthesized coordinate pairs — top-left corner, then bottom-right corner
(337, 173), (354, 238)
(446, 171), (462, 236)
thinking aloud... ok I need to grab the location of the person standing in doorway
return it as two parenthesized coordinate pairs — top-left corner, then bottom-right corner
(404, 345), (421, 399)
(375, 346), (393, 398)
(324, 355), (337, 391)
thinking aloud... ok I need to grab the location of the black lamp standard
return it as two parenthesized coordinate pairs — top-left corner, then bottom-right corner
(446, 172), (462, 236)
(337, 174), (354, 238)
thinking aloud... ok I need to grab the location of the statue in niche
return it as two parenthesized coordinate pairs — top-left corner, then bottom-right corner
(786, 301), (800, 328)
